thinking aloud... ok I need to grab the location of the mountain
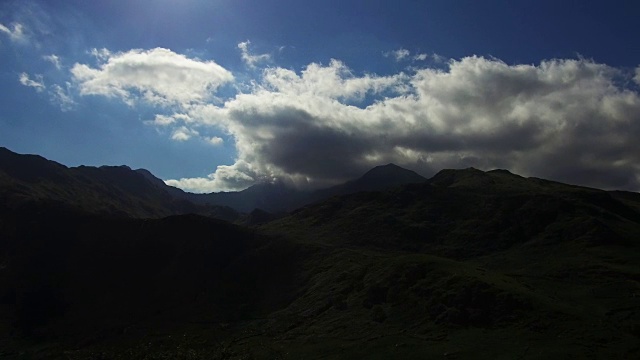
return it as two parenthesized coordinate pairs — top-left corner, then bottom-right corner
(257, 167), (640, 357)
(0, 147), (239, 221)
(309, 163), (426, 202)
(1, 149), (639, 358)
(187, 181), (308, 213)
(0, 147), (427, 216)
(186, 163), (427, 213)
(271, 167), (640, 253)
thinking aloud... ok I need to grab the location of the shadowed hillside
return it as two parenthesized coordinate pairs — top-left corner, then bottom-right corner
(0, 205), (307, 358)
(0, 147), (239, 221)
(1, 152), (639, 358)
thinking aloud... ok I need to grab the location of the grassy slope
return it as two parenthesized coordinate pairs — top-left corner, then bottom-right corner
(254, 169), (640, 359)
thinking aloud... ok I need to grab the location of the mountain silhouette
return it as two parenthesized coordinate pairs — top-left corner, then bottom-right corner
(176, 163), (427, 213)
(310, 163), (426, 202)
(1, 147), (639, 358)
(0, 147), (239, 220)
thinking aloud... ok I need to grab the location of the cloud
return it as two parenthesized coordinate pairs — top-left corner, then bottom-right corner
(18, 72), (45, 92)
(171, 126), (199, 141)
(89, 48), (111, 61)
(19, 71), (76, 111)
(261, 59), (408, 100)
(431, 53), (447, 63)
(208, 136), (224, 146)
(635, 66), (640, 86)
(385, 48), (410, 61)
(49, 83), (76, 112)
(0, 22), (26, 43)
(71, 46), (640, 192)
(384, 49), (429, 63)
(165, 160), (260, 193)
(71, 48), (233, 107)
(146, 113), (192, 127)
(43, 54), (62, 69)
(180, 56), (640, 192)
(238, 40), (271, 69)
(413, 53), (428, 61)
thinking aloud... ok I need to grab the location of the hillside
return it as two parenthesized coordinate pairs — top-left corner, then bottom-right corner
(0, 147), (239, 221)
(0, 153), (639, 358)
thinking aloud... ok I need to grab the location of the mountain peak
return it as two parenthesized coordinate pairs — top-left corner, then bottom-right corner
(356, 163), (427, 187)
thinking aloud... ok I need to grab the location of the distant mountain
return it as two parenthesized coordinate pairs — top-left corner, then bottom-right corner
(310, 163), (426, 202)
(184, 163), (427, 213)
(0, 147), (239, 220)
(187, 181), (308, 213)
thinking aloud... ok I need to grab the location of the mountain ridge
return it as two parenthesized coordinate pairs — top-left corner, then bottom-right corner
(1, 146), (639, 358)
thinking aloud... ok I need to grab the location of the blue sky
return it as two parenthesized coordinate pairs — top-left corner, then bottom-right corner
(1, 0), (640, 192)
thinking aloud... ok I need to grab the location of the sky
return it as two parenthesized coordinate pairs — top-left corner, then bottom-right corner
(1, 0), (640, 192)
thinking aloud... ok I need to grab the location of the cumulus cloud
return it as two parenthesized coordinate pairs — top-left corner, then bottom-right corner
(261, 59), (408, 100)
(238, 40), (271, 69)
(171, 126), (199, 141)
(71, 48), (233, 107)
(19, 72), (45, 91)
(0, 22), (26, 43)
(165, 160), (260, 193)
(183, 56), (640, 192)
(208, 136), (224, 146)
(70, 46), (640, 192)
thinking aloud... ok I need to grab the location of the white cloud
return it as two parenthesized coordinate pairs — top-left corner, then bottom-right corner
(19, 72), (76, 111)
(0, 22), (27, 43)
(19, 72), (45, 92)
(147, 113), (192, 126)
(261, 59), (407, 100)
(414, 53), (428, 61)
(71, 48), (233, 107)
(71, 46), (640, 192)
(165, 160), (259, 193)
(49, 83), (76, 112)
(89, 48), (111, 61)
(208, 136), (224, 146)
(177, 56), (640, 191)
(238, 40), (271, 69)
(431, 53), (447, 63)
(171, 126), (199, 141)
(385, 49), (428, 62)
(635, 66), (640, 86)
(43, 54), (62, 69)
(385, 48), (411, 61)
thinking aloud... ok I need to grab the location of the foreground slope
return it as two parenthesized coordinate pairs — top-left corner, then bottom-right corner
(259, 168), (640, 358)
(0, 205), (306, 358)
